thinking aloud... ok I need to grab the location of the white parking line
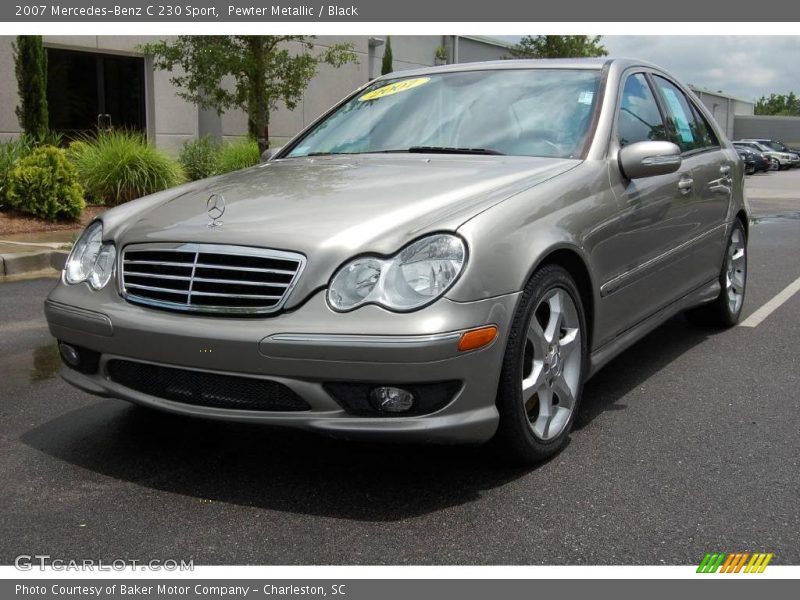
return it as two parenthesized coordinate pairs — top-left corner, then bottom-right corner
(739, 276), (800, 328)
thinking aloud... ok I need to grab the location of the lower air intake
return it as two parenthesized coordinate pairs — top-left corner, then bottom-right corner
(106, 360), (310, 412)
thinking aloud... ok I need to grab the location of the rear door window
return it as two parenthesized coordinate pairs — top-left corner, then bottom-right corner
(652, 76), (717, 153)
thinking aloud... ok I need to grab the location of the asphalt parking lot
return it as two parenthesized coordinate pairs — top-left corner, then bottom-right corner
(1, 171), (799, 565)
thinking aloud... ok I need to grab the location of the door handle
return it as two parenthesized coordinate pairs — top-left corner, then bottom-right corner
(678, 177), (694, 194)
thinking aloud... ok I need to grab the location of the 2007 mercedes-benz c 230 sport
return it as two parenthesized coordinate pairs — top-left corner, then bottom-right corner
(46, 58), (749, 463)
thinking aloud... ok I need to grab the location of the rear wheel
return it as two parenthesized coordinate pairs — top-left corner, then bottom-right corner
(494, 265), (587, 464)
(685, 220), (747, 327)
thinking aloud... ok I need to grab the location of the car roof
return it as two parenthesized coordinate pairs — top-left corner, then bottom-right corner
(374, 57), (667, 81)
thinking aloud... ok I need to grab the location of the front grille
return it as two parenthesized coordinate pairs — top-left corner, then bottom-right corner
(107, 360), (310, 412)
(120, 243), (305, 315)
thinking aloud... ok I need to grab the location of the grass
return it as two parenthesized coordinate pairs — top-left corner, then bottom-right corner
(216, 138), (261, 174)
(70, 130), (185, 205)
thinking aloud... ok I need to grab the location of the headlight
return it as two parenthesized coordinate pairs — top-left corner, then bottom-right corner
(65, 222), (117, 290)
(328, 234), (466, 312)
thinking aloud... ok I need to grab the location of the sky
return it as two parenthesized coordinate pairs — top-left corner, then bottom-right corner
(495, 36), (800, 102)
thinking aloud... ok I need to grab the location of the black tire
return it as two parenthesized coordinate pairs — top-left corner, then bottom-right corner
(685, 219), (747, 327)
(493, 264), (588, 465)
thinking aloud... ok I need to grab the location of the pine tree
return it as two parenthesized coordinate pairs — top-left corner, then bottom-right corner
(381, 37), (393, 76)
(13, 35), (49, 140)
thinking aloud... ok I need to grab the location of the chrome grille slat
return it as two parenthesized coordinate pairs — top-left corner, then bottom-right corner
(190, 291), (283, 299)
(124, 260), (197, 267)
(120, 243), (305, 315)
(192, 277), (290, 287)
(125, 283), (190, 294)
(195, 263), (297, 275)
(124, 272), (193, 281)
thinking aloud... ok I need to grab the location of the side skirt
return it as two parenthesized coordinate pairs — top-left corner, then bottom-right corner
(587, 278), (721, 379)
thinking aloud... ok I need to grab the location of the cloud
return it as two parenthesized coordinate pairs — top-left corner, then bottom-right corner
(603, 36), (800, 101)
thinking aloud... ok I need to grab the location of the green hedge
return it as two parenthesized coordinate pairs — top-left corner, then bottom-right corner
(6, 145), (85, 220)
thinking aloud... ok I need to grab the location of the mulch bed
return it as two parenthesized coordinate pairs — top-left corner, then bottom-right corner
(0, 205), (106, 236)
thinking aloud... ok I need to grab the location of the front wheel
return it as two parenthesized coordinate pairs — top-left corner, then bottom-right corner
(494, 265), (587, 464)
(685, 220), (747, 327)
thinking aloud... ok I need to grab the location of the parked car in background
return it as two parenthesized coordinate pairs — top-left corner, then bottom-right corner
(740, 138), (800, 164)
(45, 58), (749, 464)
(733, 144), (770, 173)
(734, 140), (797, 170)
(735, 148), (756, 175)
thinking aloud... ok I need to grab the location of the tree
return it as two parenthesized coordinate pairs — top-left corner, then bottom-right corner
(509, 35), (608, 59)
(755, 93), (800, 116)
(381, 36), (393, 75)
(13, 35), (49, 140)
(142, 36), (357, 152)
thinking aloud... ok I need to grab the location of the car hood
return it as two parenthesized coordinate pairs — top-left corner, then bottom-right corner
(104, 154), (577, 307)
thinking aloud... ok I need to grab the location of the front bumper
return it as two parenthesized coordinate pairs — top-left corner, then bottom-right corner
(45, 282), (520, 444)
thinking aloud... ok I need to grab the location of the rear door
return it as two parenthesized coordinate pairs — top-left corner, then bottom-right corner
(650, 75), (731, 286)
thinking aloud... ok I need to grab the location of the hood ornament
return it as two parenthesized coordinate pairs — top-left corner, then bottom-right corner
(206, 193), (226, 228)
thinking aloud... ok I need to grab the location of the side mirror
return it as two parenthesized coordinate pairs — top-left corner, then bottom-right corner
(261, 146), (283, 162)
(618, 141), (682, 179)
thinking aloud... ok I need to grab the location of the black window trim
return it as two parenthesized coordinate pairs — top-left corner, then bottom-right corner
(647, 72), (722, 158)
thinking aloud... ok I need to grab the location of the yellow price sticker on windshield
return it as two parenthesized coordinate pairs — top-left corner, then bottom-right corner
(358, 77), (430, 101)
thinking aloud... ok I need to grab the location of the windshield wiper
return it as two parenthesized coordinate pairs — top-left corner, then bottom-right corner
(406, 146), (505, 155)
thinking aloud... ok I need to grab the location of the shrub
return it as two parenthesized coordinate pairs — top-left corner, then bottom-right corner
(0, 137), (34, 205)
(72, 131), (185, 205)
(179, 135), (220, 181)
(216, 138), (260, 174)
(6, 145), (85, 220)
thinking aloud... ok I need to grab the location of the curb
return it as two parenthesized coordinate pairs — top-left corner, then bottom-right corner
(0, 250), (68, 277)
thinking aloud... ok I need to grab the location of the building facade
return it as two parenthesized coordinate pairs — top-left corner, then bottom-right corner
(0, 35), (511, 153)
(733, 115), (800, 146)
(688, 86), (755, 140)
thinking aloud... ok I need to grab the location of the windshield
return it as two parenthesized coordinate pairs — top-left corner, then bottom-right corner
(766, 141), (789, 152)
(286, 69), (601, 159)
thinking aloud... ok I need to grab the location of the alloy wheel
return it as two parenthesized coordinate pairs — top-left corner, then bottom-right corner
(521, 288), (582, 441)
(725, 227), (746, 315)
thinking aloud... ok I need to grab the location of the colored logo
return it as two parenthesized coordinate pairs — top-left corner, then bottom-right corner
(697, 552), (773, 573)
(358, 77), (430, 102)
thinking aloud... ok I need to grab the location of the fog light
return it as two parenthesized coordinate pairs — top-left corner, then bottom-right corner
(370, 386), (415, 413)
(59, 342), (80, 367)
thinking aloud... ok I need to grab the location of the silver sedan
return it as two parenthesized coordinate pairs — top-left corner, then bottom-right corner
(46, 58), (748, 463)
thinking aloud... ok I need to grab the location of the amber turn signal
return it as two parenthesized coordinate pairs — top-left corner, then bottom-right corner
(458, 326), (498, 352)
